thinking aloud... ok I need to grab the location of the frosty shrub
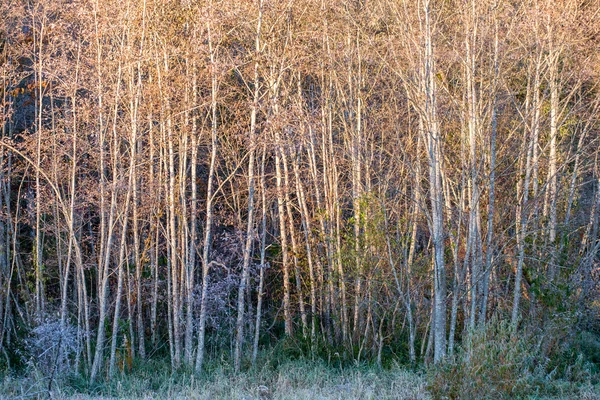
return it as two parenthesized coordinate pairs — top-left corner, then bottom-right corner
(25, 316), (79, 377)
(194, 230), (250, 349)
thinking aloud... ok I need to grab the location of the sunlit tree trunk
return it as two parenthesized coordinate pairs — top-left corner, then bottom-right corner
(196, 10), (219, 371)
(422, 0), (446, 363)
(234, 0), (262, 370)
(252, 146), (268, 366)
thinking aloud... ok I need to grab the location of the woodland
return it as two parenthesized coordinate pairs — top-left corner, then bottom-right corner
(1, 0), (600, 398)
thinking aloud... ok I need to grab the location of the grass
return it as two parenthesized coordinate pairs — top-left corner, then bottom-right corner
(0, 357), (431, 400)
(4, 357), (598, 400)
(2, 330), (600, 400)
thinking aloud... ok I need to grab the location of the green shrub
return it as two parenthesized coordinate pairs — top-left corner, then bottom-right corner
(427, 320), (539, 399)
(426, 317), (597, 399)
(573, 331), (600, 371)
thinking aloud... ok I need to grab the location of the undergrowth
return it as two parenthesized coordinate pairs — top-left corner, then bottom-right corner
(426, 318), (600, 400)
(1, 324), (600, 399)
(0, 354), (430, 399)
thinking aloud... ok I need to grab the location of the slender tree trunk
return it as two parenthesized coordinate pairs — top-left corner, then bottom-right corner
(512, 51), (542, 326)
(423, 0), (446, 363)
(480, 12), (499, 325)
(90, 59), (122, 382)
(545, 34), (560, 281)
(282, 150), (308, 336)
(293, 149), (317, 343)
(196, 14), (219, 371)
(275, 142), (293, 336)
(234, 2), (261, 369)
(252, 146), (268, 366)
(185, 66), (198, 366)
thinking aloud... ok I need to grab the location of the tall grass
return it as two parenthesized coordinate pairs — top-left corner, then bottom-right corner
(0, 356), (430, 399)
(2, 324), (600, 399)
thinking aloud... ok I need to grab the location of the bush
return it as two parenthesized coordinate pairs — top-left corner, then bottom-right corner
(427, 320), (537, 399)
(24, 316), (79, 378)
(427, 318), (596, 399)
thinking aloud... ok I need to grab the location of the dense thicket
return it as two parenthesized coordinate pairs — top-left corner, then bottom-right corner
(1, 0), (599, 381)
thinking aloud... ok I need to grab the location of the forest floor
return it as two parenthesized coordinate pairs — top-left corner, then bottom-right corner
(1, 359), (430, 400)
(1, 357), (600, 399)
